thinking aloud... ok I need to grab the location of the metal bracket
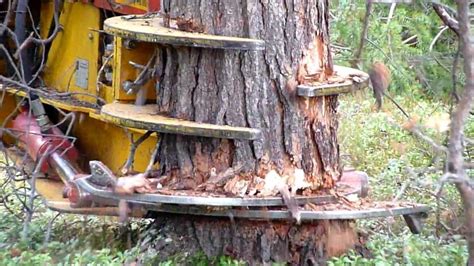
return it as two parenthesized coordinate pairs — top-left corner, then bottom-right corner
(104, 15), (265, 50)
(71, 161), (429, 233)
(403, 212), (428, 234)
(121, 56), (156, 95)
(87, 161), (117, 188)
(297, 65), (370, 97)
(76, 176), (361, 207)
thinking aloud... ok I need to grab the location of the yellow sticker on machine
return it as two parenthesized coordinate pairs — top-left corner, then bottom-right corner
(115, 0), (148, 10)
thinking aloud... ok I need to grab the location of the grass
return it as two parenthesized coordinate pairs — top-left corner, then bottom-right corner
(331, 93), (468, 265)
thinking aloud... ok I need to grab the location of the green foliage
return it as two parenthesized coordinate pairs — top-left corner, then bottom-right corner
(332, 0), (459, 98)
(335, 93), (467, 264)
(0, 206), (242, 265)
(329, 234), (467, 266)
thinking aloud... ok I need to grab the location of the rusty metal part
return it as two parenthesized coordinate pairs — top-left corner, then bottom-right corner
(121, 53), (156, 96)
(338, 170), (369, 198)
(403, 212), (428, 234)
(100, 103), (262, 140)
(75, 161), (367, 207)
(76, 176), (358, 207)
(144, 203), (429, 223)
(297, 66), (370, 97)
(104, 15), (265, 50)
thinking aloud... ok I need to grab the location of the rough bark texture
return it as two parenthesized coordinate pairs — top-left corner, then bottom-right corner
(449, 1), (474, 264)
(140, 214), (358, 265)
(157, 0), (339, 191)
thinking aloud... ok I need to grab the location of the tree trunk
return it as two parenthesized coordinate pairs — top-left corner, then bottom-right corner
(142, 1), (358, 263)
(157, 0), (340, 193)
(139, 214), (359, 265)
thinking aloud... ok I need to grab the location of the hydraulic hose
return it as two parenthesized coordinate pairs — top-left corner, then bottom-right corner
(15, 0), (53, 131)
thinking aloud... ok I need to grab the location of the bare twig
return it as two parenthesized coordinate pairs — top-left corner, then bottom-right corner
(43, 212), (61, 247)
(409, 125), (448, 153)
(121, 131), (154, 175)
(21, 147), (52, 242)
(429, 26), (449, 52)
(352, 0), (372, 68)
(389, 117), (448, 153)
(145, 139), (161, 177)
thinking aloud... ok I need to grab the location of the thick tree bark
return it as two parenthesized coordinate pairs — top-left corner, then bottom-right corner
(157, 0), (339, 193)
(144, 2), (358, 263)
(140, 214), (359, 265)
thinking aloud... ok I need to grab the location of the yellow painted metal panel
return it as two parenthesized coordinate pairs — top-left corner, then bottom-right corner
(115, 0), (148, 10)
(40, 1), (55, 39)
(73, 114), (158, 174)
(5, 88), (98, 114)
(42, 2), (100, 104)
(100, 103), (261, 140)
(2, 2), (160, 176)
(113, 36), (156, 101)
(36, 178), (65, 202)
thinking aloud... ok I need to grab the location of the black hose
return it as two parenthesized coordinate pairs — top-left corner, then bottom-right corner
(14, 0), (37, 100)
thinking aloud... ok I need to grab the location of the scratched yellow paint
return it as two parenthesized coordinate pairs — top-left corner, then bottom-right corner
(5, 88), (97, 114)
(113, 36), (157, 101)
(42, 2), (100, 104)
(40, 1), (54, 39)
(73, 114), (158, 174)
(39, 2), (159, 173)
(115, 0), (148, 11)
(0, 89), (159, 174)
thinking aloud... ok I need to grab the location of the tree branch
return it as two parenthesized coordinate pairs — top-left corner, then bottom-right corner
(432, 2), (460, 36)
(447, 1), (474, 263)
(352, 0), (372, 68)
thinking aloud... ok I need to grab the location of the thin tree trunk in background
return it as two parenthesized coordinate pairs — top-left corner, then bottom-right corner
(448, 1), (474, 265)
(352, 0), (372, 68)
(157, 0), (340, 193)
